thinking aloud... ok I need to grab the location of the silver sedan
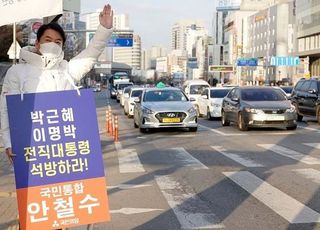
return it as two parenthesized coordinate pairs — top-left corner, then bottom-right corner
(133, 87), (198, 133)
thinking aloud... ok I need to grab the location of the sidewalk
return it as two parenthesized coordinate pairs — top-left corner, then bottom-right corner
(0, 147), (19, 230)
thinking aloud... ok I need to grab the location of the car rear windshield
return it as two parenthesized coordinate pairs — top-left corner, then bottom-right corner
(124, 87), (131, 93)
(190, 85), (209, 95)
(210, 89), (230, 98)
(118, 84), (133, 90)
(144, 90), (188, 102)
(131, 90), (143, 97)
(280, 87), (293, 94)
(241, 88), (287, 101)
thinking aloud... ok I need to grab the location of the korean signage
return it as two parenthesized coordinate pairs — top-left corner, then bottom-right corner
(208, 65), (234, 73)
(270, 56), (300, 66)
(237, 58), (258, 67)
(0, 0), (63, 26)
(7, 89), (110, 230)
(217, 0), (241, 11)
(107, 33), (133, 47)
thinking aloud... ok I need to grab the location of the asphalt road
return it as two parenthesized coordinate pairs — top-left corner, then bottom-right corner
(93, 89), (320, 230)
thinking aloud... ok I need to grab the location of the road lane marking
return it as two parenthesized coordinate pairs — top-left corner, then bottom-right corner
(110, 208), (163, 215)
(198, 124), (247, 136)
(107, 184), (152, 190)
(258, 144), (320, 165)
(115, 142), (145, 173)
(223, 171), (320, 224)
(155, 175), (224, 229)
(171, 147), (208, 170)
(211, 146), (264, 167)
(293, 169), (320, 184)
(304, 143), (320, 150)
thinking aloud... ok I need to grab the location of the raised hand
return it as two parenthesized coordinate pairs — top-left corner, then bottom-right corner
(99, 4), (113, 29)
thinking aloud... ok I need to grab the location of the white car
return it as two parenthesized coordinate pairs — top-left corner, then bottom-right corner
(198, 87), (231, 119)
(116, 82), (134, 102)
(124, 87), (144, 118)
(120, 86), (132, 107)
(182, 80), (210, 115)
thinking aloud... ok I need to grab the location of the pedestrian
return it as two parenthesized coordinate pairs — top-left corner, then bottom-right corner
(1, 4), (114, 165)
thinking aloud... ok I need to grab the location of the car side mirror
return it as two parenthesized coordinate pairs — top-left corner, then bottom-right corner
(134, 97), (141, 103)
(201, 95), (208, 99)
(308, 89), (318, 94)
(231, 97), (239, 102)
(189, 97), (196, 102)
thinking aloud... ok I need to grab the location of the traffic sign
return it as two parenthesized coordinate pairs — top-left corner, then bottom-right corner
(107, 33), (133, 47)
(237, 58), (258, 66)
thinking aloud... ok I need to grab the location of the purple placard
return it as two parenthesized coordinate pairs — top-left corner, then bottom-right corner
(6, 89), (105, 189)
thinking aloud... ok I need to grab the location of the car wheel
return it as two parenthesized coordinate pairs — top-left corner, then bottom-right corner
(207, 107), (213, 120)
(238, 112), (248, 131)
(221, 110), (230, 126)
(189, 127), (198, 132)
(287, 125), (297, 130)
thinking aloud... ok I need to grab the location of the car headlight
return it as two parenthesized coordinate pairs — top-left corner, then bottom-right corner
(187, 107), (197, 114)
(244, 108), (263, 114)
(142, 106), (154, 114)
(211, 102), (221, 108)
(286, 105), (296, 113)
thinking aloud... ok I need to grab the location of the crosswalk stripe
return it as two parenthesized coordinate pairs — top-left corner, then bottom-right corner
(304, 143), (320, 149)
(198, 125), (247, 136)
(155, 175), (224, 229)
(211, 146), (264, 167)
(115, 142), (145, 173)
(293, 168), (320, 184)
(258, 144), (320, 165)
(110, 208), (163, 215)
(223, 171), (320, 224)
(107, 184), (152, 190)
(298, 126), (320, 133)
(171, 148), (208, 170)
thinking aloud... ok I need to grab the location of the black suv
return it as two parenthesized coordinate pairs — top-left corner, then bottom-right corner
(291, 78), (320, 124)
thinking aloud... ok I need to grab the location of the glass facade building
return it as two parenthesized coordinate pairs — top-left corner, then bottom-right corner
(296, 0), (320, 76)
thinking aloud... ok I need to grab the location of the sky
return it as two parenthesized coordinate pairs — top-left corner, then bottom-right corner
(81, 0), (217, 50)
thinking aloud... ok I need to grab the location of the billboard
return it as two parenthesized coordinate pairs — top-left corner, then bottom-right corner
(0, 0), (63, 26)
(270, 56), (300, 66)
(209, 65), (234, 72)
(217, 0), (241, 11)
(7, 89), (110, 230)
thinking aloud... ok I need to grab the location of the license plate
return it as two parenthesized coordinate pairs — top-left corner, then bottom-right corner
(162, 118), (181, 123)
(266, 115), (285, 121)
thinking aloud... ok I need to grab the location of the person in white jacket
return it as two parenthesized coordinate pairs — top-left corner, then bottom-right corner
(1, 4), (114, 164)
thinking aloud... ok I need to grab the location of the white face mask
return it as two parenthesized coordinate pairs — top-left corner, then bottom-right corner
(39, 42), (62, 58)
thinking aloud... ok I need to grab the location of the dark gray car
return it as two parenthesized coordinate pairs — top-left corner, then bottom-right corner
(221, 86), (297, 131)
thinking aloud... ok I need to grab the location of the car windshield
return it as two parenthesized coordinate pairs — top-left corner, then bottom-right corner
(131, 90), (143, 98)
(144, 90), (188, 102)
(210, 89), (230, 98)
(190, 85), (209, 95)
(241, 88), (287, 101)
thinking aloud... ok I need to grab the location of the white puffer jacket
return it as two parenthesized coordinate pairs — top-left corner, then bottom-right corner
(1, 25), (113, 149)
